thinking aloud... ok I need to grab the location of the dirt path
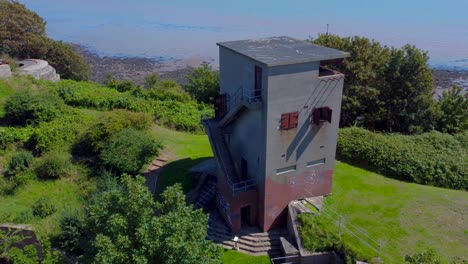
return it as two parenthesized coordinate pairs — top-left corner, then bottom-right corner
(142, 151), (171, 194)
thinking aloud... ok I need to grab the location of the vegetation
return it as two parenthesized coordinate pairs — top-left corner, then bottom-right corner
(312, 34), (466, 134)
(100, 128), (163, 175)
(435, 85), (468, 134)
(300, 161), (468, 263)
(337, 127), (467, 189)
(82, 175), (222, 264)
(34, 151), (73, 179)
(0, 0), (90, 80)
(184, 63), (220, 104)
(6, 150), (34, 176)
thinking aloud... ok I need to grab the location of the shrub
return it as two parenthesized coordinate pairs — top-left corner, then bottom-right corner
(6, 150), (34, 176)
(32, 197), (56, 218)
(100, 128), (163, 175)
(405, 248), (442, 264)
(78, 110), (152, 155)
(337, 127), (467, 190)
(0, 127), (35, 148)
(115, 80), (135, 92)
(4, 91), (68, 126)
(58, 211), (86, 255)
(298, 214), (372, 263)
(29, 113), (91, 153)
(35, 151), (73, 179)
(153, 101), (210, 133)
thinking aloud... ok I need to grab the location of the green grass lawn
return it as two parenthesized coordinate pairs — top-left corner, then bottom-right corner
(151, 125), (213, 194)
(309, 161), (468, 263)
(0, 174), (92, 239)
(221, 249), (270, 264)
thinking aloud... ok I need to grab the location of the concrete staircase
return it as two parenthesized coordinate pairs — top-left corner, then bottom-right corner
(194, 180), (217, 209)
(206, 211), (287, 257)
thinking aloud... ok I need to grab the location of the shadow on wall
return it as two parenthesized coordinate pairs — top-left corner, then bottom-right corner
(286, 79), (338, 161)
(155, 157), (213, 196)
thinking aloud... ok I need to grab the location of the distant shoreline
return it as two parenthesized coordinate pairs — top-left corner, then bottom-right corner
(73, 44), (468, 97)
(73, 44), (215, 85)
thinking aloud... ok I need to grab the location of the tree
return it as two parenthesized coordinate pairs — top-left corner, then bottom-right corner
(378, 45), (435, 133)
(152, 184), (222, 264)
(184, 63), (220, 104)
(0, 0), (46, 57)
(312, 35), (436, 133)
(0, 0), (90, 80)
(85, 175), (221, 264)
(435, 85), (468, 134)
(312, 34), (390, 127)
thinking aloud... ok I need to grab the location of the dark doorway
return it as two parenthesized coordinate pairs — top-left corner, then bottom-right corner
(241, 158), (248, 181)
(241, 205), (251, 226)
(254, 65), (262, 98)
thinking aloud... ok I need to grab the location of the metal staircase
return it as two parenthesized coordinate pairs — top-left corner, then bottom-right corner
(218, 86), (263, 127)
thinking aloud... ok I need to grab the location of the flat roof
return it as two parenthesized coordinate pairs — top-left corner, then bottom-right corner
(217, 36), (349, 67)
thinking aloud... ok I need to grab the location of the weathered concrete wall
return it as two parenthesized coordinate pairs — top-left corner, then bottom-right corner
(0, 64), (12, 78)
(17, 59), (60, 82)
(261, 62), (344, 231)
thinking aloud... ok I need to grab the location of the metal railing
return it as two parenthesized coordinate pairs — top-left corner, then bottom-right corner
(226, 85), (263, 113)
(318, 206), (381, 254)
(229, 178), (257, 193)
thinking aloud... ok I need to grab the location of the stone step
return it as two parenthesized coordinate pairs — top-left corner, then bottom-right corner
(218, 240), (281, 256)
(207, 234), (281, 249)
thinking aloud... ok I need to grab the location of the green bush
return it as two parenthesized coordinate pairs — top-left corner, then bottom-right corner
(77, 110), (152, 155)
(4, 91), (68, 126)
(405, 248), (442, 264)
(298, 214), (371, 263)
(154, 101), (212, 133)
(29, 113), (92, 153)
(58, 211), (86, 255)
(337, 127), (467, 190)
(100, 128), (163, 175)
(32, 197), (56, 218)
(0, 127), (35, 148)
(35, 151), (73, 179)
(6, 150), (34, 176)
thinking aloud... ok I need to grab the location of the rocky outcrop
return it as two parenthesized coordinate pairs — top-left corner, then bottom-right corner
(17, 59), (60, 82)
(0, 64), (12, 78)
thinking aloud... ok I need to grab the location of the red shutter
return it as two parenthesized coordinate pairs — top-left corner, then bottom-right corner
(290, 112), (298, 128)
(281, 113), (290, 129)
(326, 107), (332, 123)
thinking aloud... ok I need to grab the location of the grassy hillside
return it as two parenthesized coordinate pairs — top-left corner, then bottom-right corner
(300, 161), (468, 263)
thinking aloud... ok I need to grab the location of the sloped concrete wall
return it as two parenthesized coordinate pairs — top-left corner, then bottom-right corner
(0, 64), (12, 78)
(17, 59), (60, 82)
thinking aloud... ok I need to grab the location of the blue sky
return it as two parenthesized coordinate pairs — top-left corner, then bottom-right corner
(20, 0), (468, 67)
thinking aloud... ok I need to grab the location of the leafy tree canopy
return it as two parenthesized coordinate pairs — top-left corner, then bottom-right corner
(312, 34), (436, 133)
(0, 0), (90, 80)
(85, 175), (222, 264)
(184, 63), (220, 104)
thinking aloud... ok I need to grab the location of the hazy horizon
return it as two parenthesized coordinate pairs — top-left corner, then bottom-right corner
(20, 0), (468, 70)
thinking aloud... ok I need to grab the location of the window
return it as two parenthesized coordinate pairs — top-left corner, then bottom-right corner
(312, 107), (332, 125)
(276, 165), (296, 175)
(280, 111), (299, 130)
(307, 158), (326, 167)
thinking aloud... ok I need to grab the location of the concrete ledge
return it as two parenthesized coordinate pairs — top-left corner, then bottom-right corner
(0, 64), (12, 78)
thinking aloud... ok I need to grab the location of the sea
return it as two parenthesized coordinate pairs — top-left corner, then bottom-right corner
(19, 0), (468, 71)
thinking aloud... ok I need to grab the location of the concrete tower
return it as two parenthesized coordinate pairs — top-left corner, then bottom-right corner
(204, 36), (349, 232)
